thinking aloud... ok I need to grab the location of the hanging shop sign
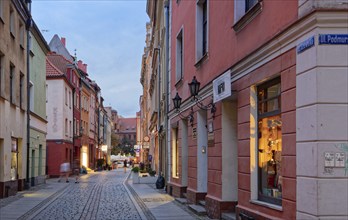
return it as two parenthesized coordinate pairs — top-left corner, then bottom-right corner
(213, 70), (231, 103)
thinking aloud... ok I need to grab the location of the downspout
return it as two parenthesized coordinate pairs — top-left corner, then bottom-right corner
(25, 0), (32, 190)
(72, 87), (75, 168)
(164, 0), (170, 184)
(155, 47), (161, 174)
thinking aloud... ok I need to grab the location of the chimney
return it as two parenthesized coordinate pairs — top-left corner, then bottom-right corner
(83, 64), (88, 73)
(61, 37), (66, 47)
(78, 60), (83, 70)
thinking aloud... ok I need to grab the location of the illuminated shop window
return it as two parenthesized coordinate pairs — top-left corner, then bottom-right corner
(11, 138), (18, 180)
(172, 127), (179, 178)
(257, 77), (282, 205)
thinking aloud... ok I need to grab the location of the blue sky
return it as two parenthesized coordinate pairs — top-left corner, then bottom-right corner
(32, 0), (148, 118)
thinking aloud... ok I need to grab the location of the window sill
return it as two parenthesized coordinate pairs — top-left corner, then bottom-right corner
(194, 52), (208, 68)
(175, 78), (183, 88)
(249, 200), (283, 211)
(233, 1), (262, 33)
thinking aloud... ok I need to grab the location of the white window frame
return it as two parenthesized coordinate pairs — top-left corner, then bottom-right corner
(195, 0), (208, 63)
(176, 27), (184, 83)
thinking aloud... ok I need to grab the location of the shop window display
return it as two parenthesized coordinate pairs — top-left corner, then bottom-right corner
(257, 77), (282, 206)
(11, 138), (18, 181)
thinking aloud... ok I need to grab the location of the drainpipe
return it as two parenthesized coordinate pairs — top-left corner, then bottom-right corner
(25, 0), (32, 190)
(164, 1), (170, 184)
(154, 47), (161, 174)
(72, 87), (75, 168)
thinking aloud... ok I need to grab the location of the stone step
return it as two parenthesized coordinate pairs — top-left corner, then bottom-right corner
(221, 212), (237, 220)
(175, 197), (188, 204)
(188, 204), (207, 216)
(198, 200), (206, 207)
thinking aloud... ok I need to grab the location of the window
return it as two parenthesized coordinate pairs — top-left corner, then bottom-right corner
(11, 138), (18, 180)
(19, 22), (25, 48)
(176, 29), (183, 82)
(20, 73), (24, 109)
(38, 145), (42, 176)
(10, 8), (15, 37)
(257, 77), (282, 206)
(196, 0), (208, 62)
(69, 91), (71, 108)
(233, 0), (261, 32)
(70, 120), (72, 137)
(0, 0), (4, 22)
(10, 64), (14, 104)
(65, 119), (68, 136)
(29, 81), (34, 111)
(76, 94), (79, 109)
(246, 0), (258, 12)
(172, 127), (179, 177)
(0, 52), (3, 96)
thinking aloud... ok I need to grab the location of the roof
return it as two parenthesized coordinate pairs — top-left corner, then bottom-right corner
(118, 118), (137, 131)
(46, 53), (73, 77)
(46, 57), (64, 77)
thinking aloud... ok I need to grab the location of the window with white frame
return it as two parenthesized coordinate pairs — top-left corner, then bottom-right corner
(196, 0), (208, 62)
(257, 77), (282, 206)
(234, 0), (260, 30)
(172, 126), (179, 177)
(176, 29), (183, 83)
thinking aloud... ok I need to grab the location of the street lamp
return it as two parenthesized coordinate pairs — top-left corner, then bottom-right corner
(172, 92), (194, 127)
(173, 76), (216, 121)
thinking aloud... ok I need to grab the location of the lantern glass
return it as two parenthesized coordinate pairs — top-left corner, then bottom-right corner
(172, 92), (182, 109)
(189, 76), (200, 97)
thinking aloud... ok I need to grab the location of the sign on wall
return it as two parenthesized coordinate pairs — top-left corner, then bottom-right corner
(213, 70), (231, 103)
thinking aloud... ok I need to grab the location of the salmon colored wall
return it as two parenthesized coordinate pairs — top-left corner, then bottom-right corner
(234, 49), (296, 219)
(171, 0), (298, 102)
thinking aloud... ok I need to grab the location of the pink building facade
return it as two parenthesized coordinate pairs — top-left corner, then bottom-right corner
(168, 0), (348, 219)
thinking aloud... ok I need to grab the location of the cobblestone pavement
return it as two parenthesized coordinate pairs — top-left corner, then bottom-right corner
(1, 169), (143, 220)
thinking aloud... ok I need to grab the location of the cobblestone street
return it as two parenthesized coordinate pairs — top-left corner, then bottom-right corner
(0, 169), (201, 220)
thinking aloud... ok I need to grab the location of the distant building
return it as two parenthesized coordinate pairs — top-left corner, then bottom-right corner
(28, 21), (50, 186)
(46, 53), (74, 177)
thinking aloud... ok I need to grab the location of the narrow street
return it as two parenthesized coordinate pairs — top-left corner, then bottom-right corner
(0, 169), (200, 220)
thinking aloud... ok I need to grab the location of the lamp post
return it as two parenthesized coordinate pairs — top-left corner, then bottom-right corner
(172, 76), (216, 125)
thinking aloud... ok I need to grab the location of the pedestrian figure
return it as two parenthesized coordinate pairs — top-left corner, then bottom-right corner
(58, 160), (71, 183)
(73, 159), (80, 183)
(124, 159), (127, 173)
